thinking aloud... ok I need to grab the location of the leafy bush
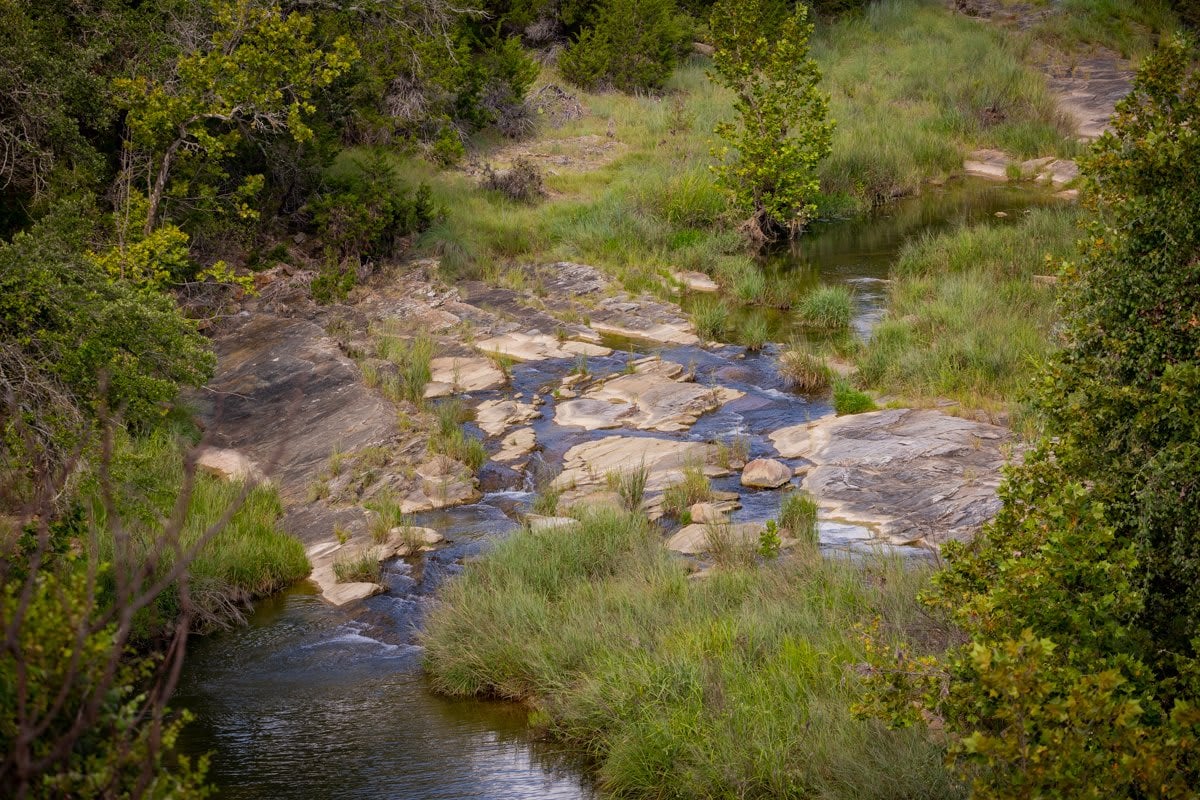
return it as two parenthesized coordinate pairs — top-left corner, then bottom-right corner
(559, 0), (687, 92)
(307, 152), (435, 262)
(860, 37), (1200, 796)
(0, 206), (213, 453)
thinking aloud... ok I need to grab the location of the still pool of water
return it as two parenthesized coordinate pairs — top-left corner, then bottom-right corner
(178, 178), (1061, 799)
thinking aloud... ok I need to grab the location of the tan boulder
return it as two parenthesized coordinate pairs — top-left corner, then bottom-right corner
(740, 458), (792, 489)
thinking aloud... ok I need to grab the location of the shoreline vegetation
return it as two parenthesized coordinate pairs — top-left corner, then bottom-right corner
(2, 0), (1191, 795)
(423, 509), (960, 800)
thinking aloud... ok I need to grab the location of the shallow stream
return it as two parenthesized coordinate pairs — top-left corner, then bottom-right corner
(177, 179), (1058, 799)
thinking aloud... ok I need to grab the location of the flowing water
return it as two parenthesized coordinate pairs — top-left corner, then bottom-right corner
(177, 178), (1059, 799)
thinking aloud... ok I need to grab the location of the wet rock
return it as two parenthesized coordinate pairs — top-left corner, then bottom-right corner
(769, 408), (1012, 545)
(493, 427), (537, 463)
(475, 399), (541, 437)
(556, 358), (743, 433)
(425, 356), (507, 397)
(672, 270), (719, 293)
(321, 581), (384, 606)
(478, 461), (522, 492)
(195, 447), (268, 484)
(388, 526), (444, 550)
(740, 458), (793, 489)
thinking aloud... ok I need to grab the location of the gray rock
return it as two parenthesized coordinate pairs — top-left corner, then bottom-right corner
(769, 408), (1013, 546)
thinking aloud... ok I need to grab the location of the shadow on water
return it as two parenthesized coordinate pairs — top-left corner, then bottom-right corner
(177, 176), (1056, 799)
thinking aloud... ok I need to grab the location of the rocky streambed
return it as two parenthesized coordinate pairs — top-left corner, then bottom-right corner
(177, 179), (1058, 799)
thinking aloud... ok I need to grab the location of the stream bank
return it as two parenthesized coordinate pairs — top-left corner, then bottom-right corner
(178, 178), (1063, 798)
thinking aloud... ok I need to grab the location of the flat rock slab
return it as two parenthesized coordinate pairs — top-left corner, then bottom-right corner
(476, 331), (611, 362)
(1046, 53), (1132, 141)
(588, 296), (699, 346)
(556, 358), (743, 433)
(425, 357), (507, 397)
(666, 522), (765, 555)
(475, 399), (541, 437)
(200, 313), (398, 544)
(672, 270), (719, 293)
(770, 408), (1012, 545)
(553, 436), (728, 498)
(494, 427), (537, 462)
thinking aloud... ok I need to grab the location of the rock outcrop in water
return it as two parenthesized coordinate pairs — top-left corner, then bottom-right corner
(771, 408), (1012, 545)
(556, 357), (743, 433)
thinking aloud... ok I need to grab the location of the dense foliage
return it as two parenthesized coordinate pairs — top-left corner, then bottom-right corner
(862, 34), (1200, 797)
(558, 0), (688, 91)
(708, 0), (833, 241)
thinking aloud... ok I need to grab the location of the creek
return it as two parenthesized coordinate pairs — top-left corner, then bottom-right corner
(176, 178), (1058, 799)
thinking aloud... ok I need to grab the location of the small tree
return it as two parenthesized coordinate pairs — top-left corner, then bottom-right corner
(708, 0), (833, 242)
(117, 0), (357, 234)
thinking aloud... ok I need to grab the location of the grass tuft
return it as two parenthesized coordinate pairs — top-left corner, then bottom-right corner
(779, 342), (833, 393)
(833, 378), (878, 416)
(797, 285), (853, 330)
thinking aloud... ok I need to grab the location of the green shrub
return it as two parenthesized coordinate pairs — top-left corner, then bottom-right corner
(833, 378), (876, 415)
(308, 151), (435, 261)
(797, 285), (853, 329)
(559, 0), (687, 92)
(860, 39), (1200, 796)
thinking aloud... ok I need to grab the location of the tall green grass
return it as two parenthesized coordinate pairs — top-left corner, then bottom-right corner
(87, 432), (309, 636)
(817, 0), (1075, 207)
(423, 509), (960, 800)
(856, 206), (1079, 412)
(1029, 0), (1180, 58)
